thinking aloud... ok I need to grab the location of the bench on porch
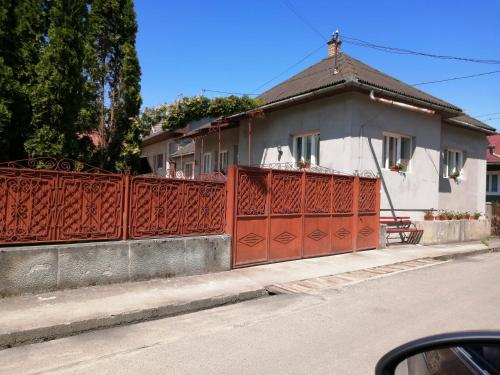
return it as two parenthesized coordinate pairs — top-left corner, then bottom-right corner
(380, 216), (423, 245)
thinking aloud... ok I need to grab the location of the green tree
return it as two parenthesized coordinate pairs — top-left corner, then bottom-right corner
(0, 0), (45, 161)
(85, 0), (142, 171)
(26, 0), (87, 158)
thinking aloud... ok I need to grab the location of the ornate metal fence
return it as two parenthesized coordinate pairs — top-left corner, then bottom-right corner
(0, 159), (124, 245)
(0, 159), (227, 246)
(127, 176), (226, 238)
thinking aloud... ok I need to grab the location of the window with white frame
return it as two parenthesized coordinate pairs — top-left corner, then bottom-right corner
(183, 162), (195, 179)
(487, 173), (499, 194)
(382, 133), (412, 171)
(444, 149), (463, 178)
(203, 152), (212, 174)
(167, 142), (178, 156)
(219, 150), (228, 172)
(155, 154), (164, 170)
(293, 133), (320, 165)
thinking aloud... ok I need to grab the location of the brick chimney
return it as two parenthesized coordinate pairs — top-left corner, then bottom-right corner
(327, 30), (342, 57)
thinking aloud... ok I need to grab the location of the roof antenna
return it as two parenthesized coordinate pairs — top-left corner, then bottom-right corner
(327, 30), (342, 74)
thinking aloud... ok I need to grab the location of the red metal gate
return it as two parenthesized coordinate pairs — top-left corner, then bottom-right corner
(226, 166), (380, 267)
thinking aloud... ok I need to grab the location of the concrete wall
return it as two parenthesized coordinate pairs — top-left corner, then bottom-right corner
(414, 219), (490, 245)
(438, 123), (488, 213)
(0, 235), (231, 297)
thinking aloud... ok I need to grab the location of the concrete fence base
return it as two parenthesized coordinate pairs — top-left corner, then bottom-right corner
(414, 219), (491, 245)
(0, 235), (231, 297)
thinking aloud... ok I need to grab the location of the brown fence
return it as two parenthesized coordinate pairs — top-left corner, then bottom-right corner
(0, 159), (226, 246)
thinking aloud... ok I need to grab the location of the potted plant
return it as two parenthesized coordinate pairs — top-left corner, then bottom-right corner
(463, 211), (471, 220)
(455, 212), (464, 220)
(390, 162), (407, 173)
(473, 212), (481, 220)
(449, 170), (460, 181)
(424, 209), (434, 221)
(447, 211), (456, 220)
(437, 210), (447, 220)
(297, 159), (311, 169)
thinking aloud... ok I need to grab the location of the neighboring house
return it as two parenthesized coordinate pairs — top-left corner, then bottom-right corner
(141, 35), (494, 219)
(486, 134), (500, 202)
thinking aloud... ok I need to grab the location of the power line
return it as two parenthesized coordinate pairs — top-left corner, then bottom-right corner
(413, 70), (500, 86)
(281, 0), (327, 42)
(342, 35), (500, 65)
(484, 117), (500, 121)
(252, 43), (325, 93)
(475, 112), (500, 118)
(202, 89), (258, 96)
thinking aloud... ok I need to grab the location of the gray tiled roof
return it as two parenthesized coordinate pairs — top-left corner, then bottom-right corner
(258, 52), (461, 111)
(445, 114), (495, 132)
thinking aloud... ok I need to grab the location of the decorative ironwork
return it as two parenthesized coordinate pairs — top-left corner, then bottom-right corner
(128, 176), (225, 238)
(255, 162), (351, 175)
(308, 229), (327, 241)
(333, 176), (354, 213)
(334, 227), (351, 239)
(237, 171), (267, 215)
(271, 172), (302, 214)
(305, 174), (331, 213)
(356, 170), (379, 178)
(359, 226), (374, 237)
(273, 231), (296, 244)
(0, 157), (112, 174)
(359, 178), (377, 213)
(239, 233), (264, 247)
(0, 167), (123, 245)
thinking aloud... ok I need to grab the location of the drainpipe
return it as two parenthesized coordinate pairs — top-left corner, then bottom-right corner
(369, 90), (435, 115)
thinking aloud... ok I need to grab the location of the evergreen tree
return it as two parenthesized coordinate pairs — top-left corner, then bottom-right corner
(26, 0), (87, 158)
(0, 0), (45, 161)
(85, 0), (142, 171)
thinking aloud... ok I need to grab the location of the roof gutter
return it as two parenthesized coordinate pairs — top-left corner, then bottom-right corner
(369, 90), (436, 115)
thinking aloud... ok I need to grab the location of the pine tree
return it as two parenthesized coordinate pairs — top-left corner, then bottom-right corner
(0, 0), (45, 161)
(85, 0), (142, 171)
(26, 0), (87, 158)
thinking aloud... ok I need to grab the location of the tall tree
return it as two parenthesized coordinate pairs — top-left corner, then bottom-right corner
(26, 0), (87, 159)
(85, 0), (142, 171)
(0, 0), (45, 161)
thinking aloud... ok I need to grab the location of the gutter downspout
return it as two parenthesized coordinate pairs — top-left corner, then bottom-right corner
(369, 90), (435, 115)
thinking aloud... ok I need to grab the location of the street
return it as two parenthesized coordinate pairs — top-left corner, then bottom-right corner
(2, 252), (500, 375)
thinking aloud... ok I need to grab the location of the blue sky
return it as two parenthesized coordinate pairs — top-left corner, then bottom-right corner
(135, 0), (500, 128)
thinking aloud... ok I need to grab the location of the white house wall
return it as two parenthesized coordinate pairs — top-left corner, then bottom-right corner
(438, 123), (487, 213)
(141, 139), (169, 176)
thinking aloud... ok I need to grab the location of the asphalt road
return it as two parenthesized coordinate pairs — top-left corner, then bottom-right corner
(2, 253), (500, 375)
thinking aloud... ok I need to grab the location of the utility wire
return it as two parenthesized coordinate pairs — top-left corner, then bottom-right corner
(202, 89), (258, 96)
(252, 43), (325, 93)
(413, 70), (500, 86)
(342, 35), (500, 65)
(475, 112), (500, 118)
(281, 0), (327, 42)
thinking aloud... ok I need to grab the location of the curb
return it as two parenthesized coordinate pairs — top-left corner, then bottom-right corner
(0, 288), (268, 350)
(431, 246), (500, 261)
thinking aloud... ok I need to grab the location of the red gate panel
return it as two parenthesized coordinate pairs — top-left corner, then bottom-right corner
(230, 166), (380, 268)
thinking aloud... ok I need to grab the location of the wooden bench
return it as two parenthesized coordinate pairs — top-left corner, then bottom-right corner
(380, 216), (423, 245)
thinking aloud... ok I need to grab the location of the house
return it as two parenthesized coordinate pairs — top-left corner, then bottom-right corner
(141, 34), (494, 219)
(486, 134), (500, 202)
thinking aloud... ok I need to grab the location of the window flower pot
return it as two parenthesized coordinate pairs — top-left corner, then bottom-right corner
(424, 215), (434, 221)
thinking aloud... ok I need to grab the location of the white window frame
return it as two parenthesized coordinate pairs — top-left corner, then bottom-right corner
(486, 172), (499, 194)
(183, 161), (195, 180)
(219, 150), (228, 172)
(155, 153), (164, 170)
(383, 132), (412, 172)
(292, 132), (320, 166)
(203, 152), (212, 174)
(444, 149), (464, 178)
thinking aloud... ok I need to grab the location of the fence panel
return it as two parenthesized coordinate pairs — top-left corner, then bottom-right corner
(0, 166), (123, 245)
(128, 176), (226, 239)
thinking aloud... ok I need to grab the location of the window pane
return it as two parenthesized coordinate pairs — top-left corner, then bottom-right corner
(401, 137), (411, 164)
(305, 135), (312, 161)
(156, 154), (163, 169)
(296, 137), (302, 161)
(493, 175), (498, 193)
(389, 137), (396, 167)
(487, 175), (490, 192)
(315, 135), (320, 165)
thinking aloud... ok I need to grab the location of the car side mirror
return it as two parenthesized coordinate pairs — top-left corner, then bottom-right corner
(375, 331), (500, 375)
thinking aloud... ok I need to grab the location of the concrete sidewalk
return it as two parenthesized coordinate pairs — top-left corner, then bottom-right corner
(1, 239), (499, 349)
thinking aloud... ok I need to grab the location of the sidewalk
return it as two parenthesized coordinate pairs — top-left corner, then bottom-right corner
(1, 239), (499, 349)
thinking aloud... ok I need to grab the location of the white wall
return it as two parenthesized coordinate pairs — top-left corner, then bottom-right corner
(141, 139), (169, 176)
(438, 123), (488, 214)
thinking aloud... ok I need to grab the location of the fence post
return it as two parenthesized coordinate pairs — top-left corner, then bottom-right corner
(122, 174), (130, 240)
(352, 176), (360, 251)
(375, 178), (381, 246)
(225, 165), (236, 236)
